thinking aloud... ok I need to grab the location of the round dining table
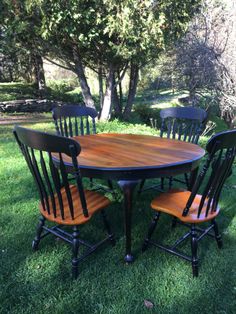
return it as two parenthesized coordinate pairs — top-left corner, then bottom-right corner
(57, 133), (205, 263)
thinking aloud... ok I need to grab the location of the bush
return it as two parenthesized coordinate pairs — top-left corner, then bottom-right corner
(132, 103), (162, 129)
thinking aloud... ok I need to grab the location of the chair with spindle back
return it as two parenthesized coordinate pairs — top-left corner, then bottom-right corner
(52, 104), (97, 137)
(13, 125), (115, 279)
(139, 106), (207, 193)
(52, 104), (113, 191)
(142, 129), (236, 276)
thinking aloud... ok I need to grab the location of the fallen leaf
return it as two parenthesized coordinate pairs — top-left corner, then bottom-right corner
(144, 299), (154, 309)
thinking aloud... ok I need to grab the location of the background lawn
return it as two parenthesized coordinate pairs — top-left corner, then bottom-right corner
(0, 119), (235, 314)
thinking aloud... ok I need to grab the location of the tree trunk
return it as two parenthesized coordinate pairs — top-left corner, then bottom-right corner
(123, 62), (139, 120)
(33, 54), (46, 98)
(98, 65), (104, 111)
(73, 49), (95, 109)
(100, 64), (115, 121)
(113, 85), (122, 118)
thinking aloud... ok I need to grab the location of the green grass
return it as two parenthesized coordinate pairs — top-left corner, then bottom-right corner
(0, 120), (236, 314)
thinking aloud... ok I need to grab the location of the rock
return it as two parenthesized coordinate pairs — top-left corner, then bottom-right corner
(0, 99), (67, 113)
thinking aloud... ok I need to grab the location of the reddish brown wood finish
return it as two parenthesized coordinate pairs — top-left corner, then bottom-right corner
(52, 133), (205, 263)
(39, 186), (111, 225)
(60, 133), (205, 177)
(151, 189), (219, 223)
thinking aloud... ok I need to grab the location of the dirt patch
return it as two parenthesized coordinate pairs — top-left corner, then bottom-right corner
(0, 113), (52, 125)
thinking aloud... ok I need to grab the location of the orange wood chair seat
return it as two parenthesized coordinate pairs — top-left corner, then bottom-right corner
(39, 185), (111, 225)
(151, 189), (220, 223)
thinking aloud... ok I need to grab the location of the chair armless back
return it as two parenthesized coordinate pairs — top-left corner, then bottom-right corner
(52, 104), (98, 137)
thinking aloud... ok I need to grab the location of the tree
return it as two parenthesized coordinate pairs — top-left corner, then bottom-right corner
(28, 0), (200, 119)
(0, 0), (46, 96)
(162, 0), (236, 127)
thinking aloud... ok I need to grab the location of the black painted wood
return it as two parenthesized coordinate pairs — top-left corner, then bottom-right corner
(52, 104), (98, 137)
(160, 106), (207, 144)
(184, 129), (236, 217)
(52, 104), (113, 192)
(13, 125), (114, 279)
(143, 129), (236, 277)
(140, 106), (207, 193)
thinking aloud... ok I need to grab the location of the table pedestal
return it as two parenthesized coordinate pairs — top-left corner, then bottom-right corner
(118, 180), (139, 263)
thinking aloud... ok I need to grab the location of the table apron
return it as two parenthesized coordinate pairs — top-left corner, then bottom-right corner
(76, 159), (201, 181)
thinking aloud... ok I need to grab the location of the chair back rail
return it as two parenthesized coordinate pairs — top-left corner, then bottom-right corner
(14, 125), (89, 219)
(52, 105), (98, 137)
(160, 107), (207, 144)
(183, 130), (236, 218)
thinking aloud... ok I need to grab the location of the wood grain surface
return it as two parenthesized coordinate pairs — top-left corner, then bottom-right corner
(62, 133), (205, 169)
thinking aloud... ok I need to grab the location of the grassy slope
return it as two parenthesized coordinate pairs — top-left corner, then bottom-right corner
(0, 120), (235, 314)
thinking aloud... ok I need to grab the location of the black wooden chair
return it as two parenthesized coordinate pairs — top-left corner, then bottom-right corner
(139, 106), (207, 193)
(52, 104), (97, 137)
(52, 104), (113, 191)
(13, 125), (115, 279)
(142, 129), (236, 277)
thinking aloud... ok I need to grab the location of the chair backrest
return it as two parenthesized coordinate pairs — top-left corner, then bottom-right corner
(13, 125), (89, 219)
(52, 105), (98, 137)
(160, 106), (207, 144)
(183, 129), (236, 218)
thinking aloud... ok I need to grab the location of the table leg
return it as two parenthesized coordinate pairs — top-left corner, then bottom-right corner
(118, 180), (139, 263)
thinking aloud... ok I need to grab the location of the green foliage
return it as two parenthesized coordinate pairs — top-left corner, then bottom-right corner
(0, 82), (38, 101)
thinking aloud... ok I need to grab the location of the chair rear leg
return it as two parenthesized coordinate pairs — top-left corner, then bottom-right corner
(184, 173), (190, 189)
(72, 226), (80, 279)
(32, 215), (45, 251)
(191, 224), (199, 277)
(171, 217), (177, 229)
(212, 219), (223, 249)
(161, 177), (165, 190)
(138, 179), (145, 194)
(142, 212), (160, 252)
(168, 177), (173, 190)
(107, 180), (113, 190)
(101, 209), (115, 246)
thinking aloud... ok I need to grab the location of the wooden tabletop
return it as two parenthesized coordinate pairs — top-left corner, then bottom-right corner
(60, 133), (205, 180)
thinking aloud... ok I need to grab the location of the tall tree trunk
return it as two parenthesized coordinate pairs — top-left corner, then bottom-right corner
(100, 64), (115, 121)
(33, 54), (46, 98)
(113, 85), (122, 118)
(123, 62), (139, 120)
(73, 49), (95, 109)
(98, 65), (104, 111)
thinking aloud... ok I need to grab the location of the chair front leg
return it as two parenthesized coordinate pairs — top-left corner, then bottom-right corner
(191, 224), (199, 277)
(212, 219), (223, 249)
(142, 212), (160, 252)
(72, 226), (80, 279)
(32, 215), (45, 251)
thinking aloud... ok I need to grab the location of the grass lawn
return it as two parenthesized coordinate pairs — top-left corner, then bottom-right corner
(0, 118), (236, 314)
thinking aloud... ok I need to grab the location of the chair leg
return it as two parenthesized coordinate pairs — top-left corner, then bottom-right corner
(101, 209), (115, 246)
(168, 177), (173, 190)
(107, 180), (113, 191)
(89, 177), (93, 188)
(138, 179), (145, 194)
(171, 217), (177, 229)
(212, 219), (223, 249)
(184, 173), (190, 189)
(161, 178), (165, 190)
(32, 215), (45, 251)
(191, 224), (199, 277)
(142, 212), (160, 252)
(71, 226), (80, 279)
